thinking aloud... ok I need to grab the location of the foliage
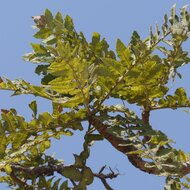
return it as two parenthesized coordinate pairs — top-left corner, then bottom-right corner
(1, 4), (190, 190)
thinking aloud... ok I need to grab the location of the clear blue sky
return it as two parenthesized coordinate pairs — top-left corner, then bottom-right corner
(1, 1), (190, 189)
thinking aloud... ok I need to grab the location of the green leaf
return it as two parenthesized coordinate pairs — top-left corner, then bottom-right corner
(38, 112), (54, 126)
(86, 134), (104, 142)
(59, 180), (68, 190)
(35, 64), (48, 75)
(39, 140), (51, 152)
(73, 154), (84, 167)
(29, 100), (37, 118)
(12, 133), (28, 149)
(45, 9), (53, 20)
(175, 87), (188, 104)
(55, 12), (63, 23)
(91, 32), (100, 45)
(1, 112), (17, 132)
(52, 178), (61, 190)
(30, 146), (38, 156)
(0, 136), (7, 156)
(82, 167), (94, 185)
(45, 9), (54, 29)
(177, 149), (188, 162)
(116, 39), (126, 55)
(31, 43), (47, 54)
(38, 176), (48, 188)
(127, 149), (144, 155)
(61, 166), (82, 181)
(42, 34), (56, 44)
(97, 58), (123, 79)
(116, 39), (132, 68)
(34, 28), (52, 39)
(4, 164), (12, 174)
(64, 15), (74, 31)
(169, 4), (178, 24)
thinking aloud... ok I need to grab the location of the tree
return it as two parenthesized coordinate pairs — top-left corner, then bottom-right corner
(0, 4), (190, 190)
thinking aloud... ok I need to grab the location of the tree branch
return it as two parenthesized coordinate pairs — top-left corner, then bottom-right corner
(9, 163), (120, 189)
(94, 166), (119, 190)
(89, 116), (160, 175)
(142, 108), (151, 143)
(142, 110), (150, 125)
(89, 115), (190, 177)
(10, 163), (65, 177)
(10, 170), (28, 188)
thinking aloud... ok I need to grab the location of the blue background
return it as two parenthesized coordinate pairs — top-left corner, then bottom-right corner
(1, 1), (190, 189)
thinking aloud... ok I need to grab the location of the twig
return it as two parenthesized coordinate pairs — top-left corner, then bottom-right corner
(99, 165), (107, 174)
(94, 166), (119, 190)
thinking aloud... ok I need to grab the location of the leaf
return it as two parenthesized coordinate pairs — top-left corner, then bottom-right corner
(157, 46), (171, 56)
(101, 58), (123, 76)
(91, 32), (100, 45)
(169, 4), (178, 24)
(31, 43), (47, 54)
(42, 34), (56, 44)
(0, 136), (7, 156)
(38, 112), (54, 126)
(126, 149), (144, 155)
(116, 39), (126, 55)
(34, 28), (52, 39)
(116, 39), (132, 68)
(52, 178), (61, 190)
(4, 164), (12, 174)
(59, 180), (69, 190)
(162, 14), (169, 35)
(175, 87), (188, 104)
(41, 74), (55, 85)
(177, 149), (188, 162)
(73, 154), (84, 167)
(12, 133), (28, 149)
(64, 15), (74, 31)
(52, 102), (63, 116)
(86, 134), (104, 142)
(35, 64), (48, 75)
(39, 140), (51, 153)
(59, 180), (68, 190)
(61, 166), (82, 181)
(1, 112), (17, 132)
(46, 177), (55, 188)
(29, 100), (37, 118)
(38, 176), (48, 188)
(45, 9), (54, 29)
(55, 12), (63, 23)
(30, 146), (39, 157)
(82, 167), (94, 185)
(130, 31), (146, 57)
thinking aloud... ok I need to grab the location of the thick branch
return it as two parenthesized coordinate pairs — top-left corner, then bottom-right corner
(142, 110), (150, 125)
(10, 163), (65, 177)
(89, 116), (190, 177)
(89, 116), (160, 175)
(142, 109), (151, 143)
